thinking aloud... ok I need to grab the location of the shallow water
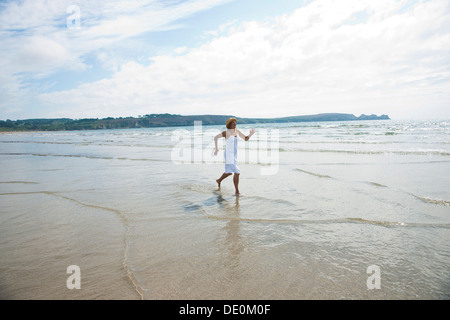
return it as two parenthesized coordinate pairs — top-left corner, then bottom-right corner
(0, 119), (449, 299)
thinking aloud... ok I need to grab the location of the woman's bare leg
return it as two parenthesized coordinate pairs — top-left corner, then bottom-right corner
(233, 173), (240, 195)
(216, 173), (232, 189)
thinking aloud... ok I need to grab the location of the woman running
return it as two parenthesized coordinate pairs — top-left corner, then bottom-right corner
(214, 118), (255, 195)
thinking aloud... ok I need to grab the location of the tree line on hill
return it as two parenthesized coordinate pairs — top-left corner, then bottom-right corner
(0, 113), (390, 132)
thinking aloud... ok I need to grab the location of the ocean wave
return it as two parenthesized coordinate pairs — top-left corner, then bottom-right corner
(279, 140), (398, 145)
(0, 181), (39, 184)
(293, 168), (333, 179)
(0, 140), (74, 145)
(0, 152), (167, 162)
(198, 207), (450, 228)
(286, 124), (371, 129)
(278, 148), (450, 156)
(366, 182), (388, 188)
(411, 194), (450, 207)
(0, 140), (174, 149)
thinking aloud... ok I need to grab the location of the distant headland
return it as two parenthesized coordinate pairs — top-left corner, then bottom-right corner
(0, 113), (390, 132)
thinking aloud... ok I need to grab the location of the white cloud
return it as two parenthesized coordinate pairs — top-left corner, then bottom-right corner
(35, 0), (450, 119)
(16, 35), (83, 72)
(174, 46), (188, 55)
(0, 0), (233, 116)
(2, 0), (450, 119)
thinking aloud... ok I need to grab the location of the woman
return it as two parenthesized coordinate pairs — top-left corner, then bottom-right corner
(214, 118), (255, 195)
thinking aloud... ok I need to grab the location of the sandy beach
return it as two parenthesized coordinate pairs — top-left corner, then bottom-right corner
(0, 120), (449, 299)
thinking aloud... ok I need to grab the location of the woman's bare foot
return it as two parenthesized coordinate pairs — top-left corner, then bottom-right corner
(216, 179), (221, 190)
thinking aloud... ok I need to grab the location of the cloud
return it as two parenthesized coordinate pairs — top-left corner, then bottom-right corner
(2, 0), (450, 119)
(34, 0), (450, 119)
(0, 0), (233, 116)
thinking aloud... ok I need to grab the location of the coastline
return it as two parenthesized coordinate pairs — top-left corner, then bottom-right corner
(0, 131), (48, 134)
(0, 113), (390, 133)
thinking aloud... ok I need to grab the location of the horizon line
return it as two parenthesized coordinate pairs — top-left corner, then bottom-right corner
(1, 112), (390, 122)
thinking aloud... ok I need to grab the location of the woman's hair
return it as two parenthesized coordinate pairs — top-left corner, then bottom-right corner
(226, 118), (237, 129)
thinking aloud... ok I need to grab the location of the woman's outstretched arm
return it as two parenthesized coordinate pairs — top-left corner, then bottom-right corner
(214, 131), (226, 155)
(237, 128), (256, 141)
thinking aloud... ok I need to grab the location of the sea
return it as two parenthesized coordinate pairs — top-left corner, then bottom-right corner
(0, 119), (449, 299)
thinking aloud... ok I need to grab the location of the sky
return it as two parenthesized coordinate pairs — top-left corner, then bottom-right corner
(0, 0), (449, 120)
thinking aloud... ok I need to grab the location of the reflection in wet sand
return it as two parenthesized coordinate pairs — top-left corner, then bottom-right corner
(215, 194), (245, 283)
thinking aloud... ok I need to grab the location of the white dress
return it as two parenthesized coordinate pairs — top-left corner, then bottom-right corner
(224, 135), (240, 174)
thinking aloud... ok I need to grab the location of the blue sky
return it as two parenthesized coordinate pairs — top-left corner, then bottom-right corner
(0, 0), (449, 120)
